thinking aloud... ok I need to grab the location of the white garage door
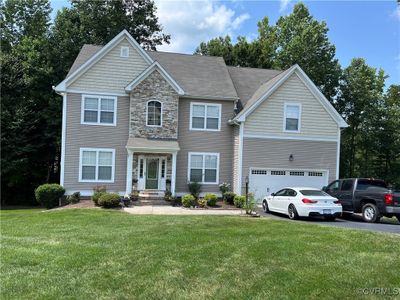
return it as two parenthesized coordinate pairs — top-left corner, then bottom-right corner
(249, 169), (329, 201)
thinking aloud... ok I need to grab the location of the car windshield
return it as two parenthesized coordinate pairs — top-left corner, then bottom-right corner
(300, 190), (329, 196)
(356, 179), (387, 190)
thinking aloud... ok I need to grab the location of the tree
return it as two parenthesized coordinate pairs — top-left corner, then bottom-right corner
(195, 3), (340, 101)
(336, 58), (387, 179)
(1, 0), (56, 205)
(272, 3), (341, 101)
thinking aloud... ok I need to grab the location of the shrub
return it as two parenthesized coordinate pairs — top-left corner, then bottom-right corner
(93, 185), (107, 193)
(204, 193), (218, 206)
(244, 193), (256, 215)
(197, 198), (207, 208)
(182, 194), (195, 208)
(234, 195), (246, 208)
(188, 181), (201, 199)
(35, 184), (65, 209)
(129, 190), (139, 201)
(219, 182), (231, 194)
(164, 189), (172, 201)
(92, 191), (106, 206)
(223, 192), (236, 204)
(67, 192), (80, 204)
(98, 193), (121, 208)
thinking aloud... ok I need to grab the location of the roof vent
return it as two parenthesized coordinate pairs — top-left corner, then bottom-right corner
(120, 46), (129, 58)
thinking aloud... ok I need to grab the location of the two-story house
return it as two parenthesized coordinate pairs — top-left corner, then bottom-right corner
(54, 30), (347, 200)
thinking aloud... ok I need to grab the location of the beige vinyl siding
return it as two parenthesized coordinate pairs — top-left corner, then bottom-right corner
(176, 98), (235, 194)
(241, 137), (337, 193)
(244, 72), (338, 139)
(63, 93), (129, 194)
(69, 39), (149, 94)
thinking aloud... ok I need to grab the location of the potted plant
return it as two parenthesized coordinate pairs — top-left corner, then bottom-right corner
(129, 190), (139, 201)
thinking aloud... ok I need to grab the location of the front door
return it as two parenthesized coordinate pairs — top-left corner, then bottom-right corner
(146, 158), (159, 189)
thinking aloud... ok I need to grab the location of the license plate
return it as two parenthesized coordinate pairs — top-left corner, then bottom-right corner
(323, 209), (331, 214)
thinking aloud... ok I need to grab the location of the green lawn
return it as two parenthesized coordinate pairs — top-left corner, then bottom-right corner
(1, 209), (399, 299)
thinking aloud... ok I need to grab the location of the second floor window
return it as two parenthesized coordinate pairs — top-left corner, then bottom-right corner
(190, 103), (221, 131)
(82, 95), (116, 126)
(147, 101), (162, 126)
(284, 103), (301, 132)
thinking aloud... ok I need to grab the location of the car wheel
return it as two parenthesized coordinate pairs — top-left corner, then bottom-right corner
(324, 216), (336, 221)
(362, 203), (380, 223)
(288, 204), (299, 220)
(262, 200), (269, 213)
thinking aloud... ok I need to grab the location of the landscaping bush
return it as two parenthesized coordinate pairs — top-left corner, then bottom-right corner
(188, 181), (201, 199)
(204, 193), (218, 206)
(244, 193), (256, 215)
(98, 193), (121, 208)
(164, 189), (172, 201)
(182, 194), (195, 208)
(219, 182), (231, 194)
(92, 191), (106, 206)
(197, 198), (207, 208)
(35, 184), (65, 209)
(129, 191), (139, 201)
(234, 195), (246, 208)
(67, 192), (80, 204)
(223, 192), (236, 204)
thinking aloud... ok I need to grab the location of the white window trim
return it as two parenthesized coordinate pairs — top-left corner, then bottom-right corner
(187, 152), (220, 185)
(283, 102), (302, 133)
(146, 100), (163, 127)
(81, 94), (117, 126)
(79, 148), (116, 183)
(189, 102), (222, 132)
(120, 46), (129, 58)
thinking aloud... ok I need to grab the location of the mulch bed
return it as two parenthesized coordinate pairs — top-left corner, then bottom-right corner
(58, 200), (97, 209)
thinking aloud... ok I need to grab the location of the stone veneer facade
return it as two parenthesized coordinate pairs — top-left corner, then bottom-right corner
(129, 69), (179, 139)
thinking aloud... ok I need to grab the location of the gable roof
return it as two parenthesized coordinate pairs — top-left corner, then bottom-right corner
(227, 66), (282, 105)
(147, 51), (238, 100)
(125, 61), (184, 95)
(234, 64), (348, 128)
(54, 30), (154, 93)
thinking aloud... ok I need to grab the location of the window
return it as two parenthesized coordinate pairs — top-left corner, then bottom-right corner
(284, 103), (301, 132)
(190, 103), (221, 131)
(290, 171), (304, 176)
(309, 172), (323, 177)
(79, 148), (115, 182)
(161, 159), (166, 178)
(120, 46), (129, 57)
(274, 189), (288, 196)
(301, 190), (329, 196)
(341, 180), (353, 191)
(82, 95), (116, 126)
(146, 101), (162, 126)
(139, 158), (144, 178)
(188, 152), (219, 184)
(252, 170), (268, 175)
(287, 189), (297, 197)
(271, 170), (286, 176)
(326, 180), (340, 193)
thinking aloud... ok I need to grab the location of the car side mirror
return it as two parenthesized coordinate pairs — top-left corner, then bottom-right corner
(271, 193), (275, 197)
(322, 186), (327, 191)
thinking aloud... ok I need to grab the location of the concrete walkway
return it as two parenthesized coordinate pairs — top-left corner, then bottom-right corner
(123, 206), (243, 215)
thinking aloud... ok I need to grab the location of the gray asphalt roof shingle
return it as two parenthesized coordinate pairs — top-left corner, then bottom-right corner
(65, 44), (287, 108)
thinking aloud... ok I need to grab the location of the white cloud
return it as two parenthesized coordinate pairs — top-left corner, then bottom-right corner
(279, 0), (292, 13)
(154, 0), (250, 53)
(394, 5), (400, 21)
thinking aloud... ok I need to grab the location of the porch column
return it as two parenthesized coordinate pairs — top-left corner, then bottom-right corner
(125, 150), (133, 197)
(171, 152), (177, 196)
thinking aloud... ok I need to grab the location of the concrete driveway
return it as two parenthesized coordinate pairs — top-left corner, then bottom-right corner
(258, 209), (400, 234)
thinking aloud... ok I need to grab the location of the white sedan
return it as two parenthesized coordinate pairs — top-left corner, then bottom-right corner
(262, 187), (342, 221)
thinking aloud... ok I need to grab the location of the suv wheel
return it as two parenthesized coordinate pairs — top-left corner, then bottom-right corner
(288, 204), (299, 220)
(362, 203), (380, 223)
(262, 200), (269, 213)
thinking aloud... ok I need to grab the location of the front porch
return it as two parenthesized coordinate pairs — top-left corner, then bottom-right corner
(125, 137), (179, 197)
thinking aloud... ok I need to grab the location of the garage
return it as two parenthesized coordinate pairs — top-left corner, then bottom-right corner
(249, 168), (329, 201)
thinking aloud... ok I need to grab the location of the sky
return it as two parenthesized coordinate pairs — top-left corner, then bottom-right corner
(50, 0), (400, 87)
